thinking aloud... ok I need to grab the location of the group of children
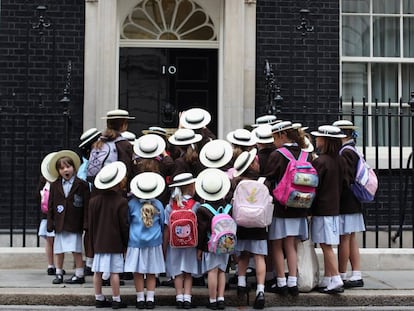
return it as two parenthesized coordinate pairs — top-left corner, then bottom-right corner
(37, 107), (366, 310)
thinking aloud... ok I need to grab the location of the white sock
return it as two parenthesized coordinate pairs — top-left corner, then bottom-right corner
(217, 296), (224, 302)
(112, 296), (121, 302)
(277, 277), (286, 287)
(319, 276), (330, 287)
(75, 267), (84, 278)
(340, 272), (348, 280)
(48, 264), (55, 269)
(56, 268), (63, 275)
(146, 290), (155, 302)
(183, 294), (191, 303)
(137, 291), (145, 302)
(176, 294), (184, 302)
(350, 270), (362, 281)
(86, 257), (93, 267)
(238, 275), (247, 287)
(287, 276), (297, 287)
(256, 284), (265, 295)
(327, 275), (343, 290)
(209, 298), (217, 303)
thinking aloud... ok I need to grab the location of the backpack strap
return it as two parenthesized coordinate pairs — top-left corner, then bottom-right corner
(298, 151), (309, 162)
(258, 177), (266, 184)
(340, 145), (362, 158)
(222, 203), (232, 214)
(277, 147), (296, 161)
(202, 203), (218, 216)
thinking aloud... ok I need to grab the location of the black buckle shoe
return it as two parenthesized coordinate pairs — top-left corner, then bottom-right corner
(96, 298), (112, 308)
(112, 300), (127, 309)
(47, 267), (56, 275)
(253, 291), (265, 309)
(343, 279), (364, 288)
(206, 302), (217, 310)
(64, 274), (85, 284)
(288, 285), (299, 296)
(217, 300), (225, 310)
(268, 283), (288, 296)
(52, 274), (63, 284)
(237, 285), (250, 305)
(136, 301), (145, 309)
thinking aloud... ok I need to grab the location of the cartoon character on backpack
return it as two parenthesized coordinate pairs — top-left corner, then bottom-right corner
(169, 198), (198, 248)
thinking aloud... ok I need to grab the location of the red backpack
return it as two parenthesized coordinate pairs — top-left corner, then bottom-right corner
(169, 199), (198, 248)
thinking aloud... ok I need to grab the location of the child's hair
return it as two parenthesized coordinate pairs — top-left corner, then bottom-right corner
(183, 145), (199, 164)
(318, 137), (343, 156)
(286, 128), (307, 149)
(135, 158), (161, 174)
(94, 119), (128, 149)
(141, 202), (159, 228)
(56, 156), (75, 171)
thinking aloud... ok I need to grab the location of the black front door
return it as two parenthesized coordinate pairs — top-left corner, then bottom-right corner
(119, 48), (218, 135)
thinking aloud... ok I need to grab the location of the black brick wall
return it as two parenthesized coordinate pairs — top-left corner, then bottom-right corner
(0, 0), (85, 231)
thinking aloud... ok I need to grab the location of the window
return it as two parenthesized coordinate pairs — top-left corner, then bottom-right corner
(341, 0), (414, 151)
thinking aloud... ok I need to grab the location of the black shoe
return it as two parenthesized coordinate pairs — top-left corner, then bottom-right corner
(161, 278), (174, 287)
(156, 277), (161, 287)
(268, 283), (288, 296)
(192, 276), (206, 287)
(64, 274), (85, 284)
(136, 300), (145, 309)
(52, 274), (63, 284)
(321, 286), (344, 294)
(246, 267), (256, 277)
(176, 301), (184, 309)
(217, 300), (225, 310)
(288, 285), (299, 296)
(253, 291), (265, 309)
(47, 267), (56, 275)
(96, 298), (112, 308)
(112, 300), (127, 309)
(206, 302), (217, 310)
(146, 301), (155, 309)
(343, 279), (364, 288)
(237, 285), (250, 305)
(264, 278), (276, 292)
(85, 266), (94, 276)
(183, 301), (192, 309)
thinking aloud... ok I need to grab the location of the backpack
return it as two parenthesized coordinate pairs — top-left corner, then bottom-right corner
(202, 203), (237, 254)
(232, 177), (274, 228)
(169, 198), (198, 248)
(40, 182), (50, 214)
(273, 147), (318, 209)
(87, 136), (126, 179)
(340, 145), (378, 202)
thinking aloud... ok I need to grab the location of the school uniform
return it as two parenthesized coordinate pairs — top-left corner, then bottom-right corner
(196, 200), (230, 273)
(88, 189), (129, 273)
(263, 145), (310, 241)
(311, 153), (343, 245)
(47, 176), (90, 253)
(124, 198), (166, 274)
(164, 195), (201, 277)
(339, 141), (366, 235)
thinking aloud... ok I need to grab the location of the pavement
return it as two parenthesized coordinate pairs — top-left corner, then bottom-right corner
(2, 248), (414, 307)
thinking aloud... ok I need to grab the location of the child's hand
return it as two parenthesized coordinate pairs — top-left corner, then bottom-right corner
(197, 249), (202, 261)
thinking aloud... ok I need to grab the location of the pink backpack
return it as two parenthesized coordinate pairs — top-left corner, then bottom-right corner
(273, 148), (318, 209)
(232, 177), (274, 228)
(40, 182), (50, 214)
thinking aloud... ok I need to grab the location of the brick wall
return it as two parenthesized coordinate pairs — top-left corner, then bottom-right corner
(0, 0), (85, 231)
(255, 0), (340, 120)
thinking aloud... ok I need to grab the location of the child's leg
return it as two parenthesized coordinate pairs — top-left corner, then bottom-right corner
(338, 234), (351, 278)
(349, 233), (361, 272)
(237, 251), (249, 285)
(183, 272), (193, 296)
(320, 243), (337, 277)
(207, 268), (218, 300)
(55, 253), (64, 271)
(46, 237), (55, 267)
(72, 252), (84, 277)
(110, 272), (121, 297)
(93, 272), (103, 296)
(174, 273), (184, 296)
(254, 254), (266, 288)
(217, 269), (226, 298)
(146, 274), (156, 303)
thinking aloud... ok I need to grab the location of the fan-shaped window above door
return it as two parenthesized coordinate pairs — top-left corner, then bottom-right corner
(121, 0), (217, 41)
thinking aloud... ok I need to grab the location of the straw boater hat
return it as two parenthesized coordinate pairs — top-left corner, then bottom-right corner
(199, 139), (233, 168)
(311, 125), (347, 138)
(302, 136), (315, 153)
(168, 128), (202, 146)
(169, 173), (196, 188)
(130, 172), (165, 199)
(141, 126), (168, 136)
(41, 152), (58, 182)
(271, 121), (302, 134)
(94, 161), (127, 190)
(233, 148), (258, 177)
(49, 150), (81, 180)
(195, 168), (231, 201)
(180, 108), (211, 130)
(121, 131), (136, 144)
(251, 115), (280, 128)
(78, 128), (101, 149)
(332, 120), (358, 130)
(134, 134), (166, 158)
(101, 109), (135, 120)
(226, 128), (257, 147)
(251, 124), (274, 144)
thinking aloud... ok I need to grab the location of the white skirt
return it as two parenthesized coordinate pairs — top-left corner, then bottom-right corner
(235, 240), (268, 256)
(124, 245), (166, 274)
(92, 253), (124, 273)
(311, 216), (340, 245)
(339, 213), (366, 235)
(268, 217), (309, 241)
(38, 219), (55, 238)
(53, 231), (82, 254)
(201, 252), (229, 274)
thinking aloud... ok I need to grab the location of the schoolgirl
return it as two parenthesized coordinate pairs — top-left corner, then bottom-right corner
(163, 173), (200, 309)
(46, 150), (90, 285)
(36, 152), (58, 275)
(262, 121), (310, 296)
(125, 172), (166, 309)
(231, 149), (267, 309)
(88, 161), (130, 309)
(333, 120), (366, 288)
(195, 168), (231, 310)
(310, 125), (347, 294)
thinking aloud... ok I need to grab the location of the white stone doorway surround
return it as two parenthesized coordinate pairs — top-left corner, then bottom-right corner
(83, 0), (256, 138)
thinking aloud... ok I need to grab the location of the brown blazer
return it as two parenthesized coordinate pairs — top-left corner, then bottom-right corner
(47, 176), (90, 234)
